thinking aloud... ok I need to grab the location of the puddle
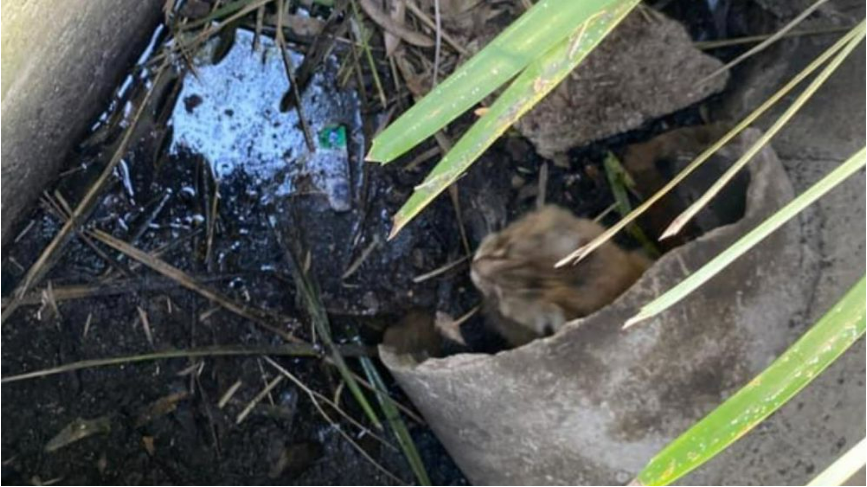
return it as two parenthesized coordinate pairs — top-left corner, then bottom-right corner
(170, 29), (363, 210)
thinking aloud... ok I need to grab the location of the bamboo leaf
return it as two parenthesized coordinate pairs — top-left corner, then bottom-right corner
(366, 0), (627, 164)
(555, 21), (865, 267)
(634, 276), (867, 486)
(388, 0), (639, 238)
(625, 146), (865, 328)
(660, 22), (866, 239)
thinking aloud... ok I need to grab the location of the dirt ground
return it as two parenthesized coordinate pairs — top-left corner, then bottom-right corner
(1, 1), (762, 485)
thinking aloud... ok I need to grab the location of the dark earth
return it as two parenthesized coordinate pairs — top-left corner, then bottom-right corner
(1, 1), (776, 484)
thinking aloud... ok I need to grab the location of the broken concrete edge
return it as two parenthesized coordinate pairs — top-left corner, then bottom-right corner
(1, 0), (163, 247)
(381, 127), (788, 374)
(515, 9), (730, 160)
(379, 127), (806, 485)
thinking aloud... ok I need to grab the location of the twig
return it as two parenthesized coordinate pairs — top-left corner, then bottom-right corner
(449, 184), (472, 257)
(698, 0), (830, 85)
(341, 235), (381, 279)
(218, 380), (244, 409)
(253, 4), (265, 50)
(41, 194), (135, 279)
(3, 273), (249, 307)
(137, 306), (155, 346)
(274, 226), (383, 429)
(275, 0), (317, 151)
(264, 357), (400, 457)
(694, 25), (851, 50)
(432, 0), (442, 86)
(203, 161), (220, 269)
(256, 357), (277, 406)
(403, 145), (442, 171)
(349, 369), (424, 424)
(92, 229), (301, 343)
(237, 375), (284, 424)
(82, 313), (93, 338)
(293, 0), (349, 92)
(13, 220), (36, 243)
(358, 0), (434, 47)
(412, 256), (468, 283)
(179, 0), (272, 54)
(405, 0), (469, 56)
(194, 373), (223, 457)
(452, 304), (479, 328)
(593, 202), (618, 223)
(349, 0), (388, 108)
(9, 62), (170, 304)
(536, 162), (549, 209)
(1, 345), (373, 384)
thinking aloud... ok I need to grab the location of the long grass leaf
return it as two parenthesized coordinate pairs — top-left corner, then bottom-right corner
(388, 0), (638, 237)
(366, 0), (626, 163)
(360, 357), (431, 485)
(183, 0), (264, 29)
(1, 345), (371, 384)
(660, 22), (866, 239)
(625, 146), (865, 328)
(694, 25), (852, 50)
(555, 22), (863, 267)
(603, 152), (660, 257)
(283, 243), (384, 430)
(634, 276), (866, 486)
(350, 0), (388, 108)
(807, 438), (867, 486)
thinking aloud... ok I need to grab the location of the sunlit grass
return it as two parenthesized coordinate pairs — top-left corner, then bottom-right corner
(634, 276), (866, 485)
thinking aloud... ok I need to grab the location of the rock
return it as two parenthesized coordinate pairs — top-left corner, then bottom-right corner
(515, 10), (728, 160)
(381, 129), (819, 485)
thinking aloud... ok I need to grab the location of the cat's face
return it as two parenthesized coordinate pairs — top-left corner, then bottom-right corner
(470, 205), (650, 346)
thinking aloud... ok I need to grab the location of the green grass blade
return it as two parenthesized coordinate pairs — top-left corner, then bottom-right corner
(366, 0), (627, 164)
(625, 146), (866, 328)
(350, 0), (388, 109)
(660, 21), (866, 239)
(555, 22), (864, 267)
(183, 0), (265, 29)
(634, 276), (867, 486)
(283, 245), (383, 430)
(388, 0), (639, 237)
(603, 152), (660, 258)
(360, 357), (431, 485)
(808, 438), (867, 486)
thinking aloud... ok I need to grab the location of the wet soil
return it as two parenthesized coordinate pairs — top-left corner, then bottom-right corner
(1, 1), (769, 484)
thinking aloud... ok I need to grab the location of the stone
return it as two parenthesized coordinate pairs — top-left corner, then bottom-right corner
(515, 10), (728, 160)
